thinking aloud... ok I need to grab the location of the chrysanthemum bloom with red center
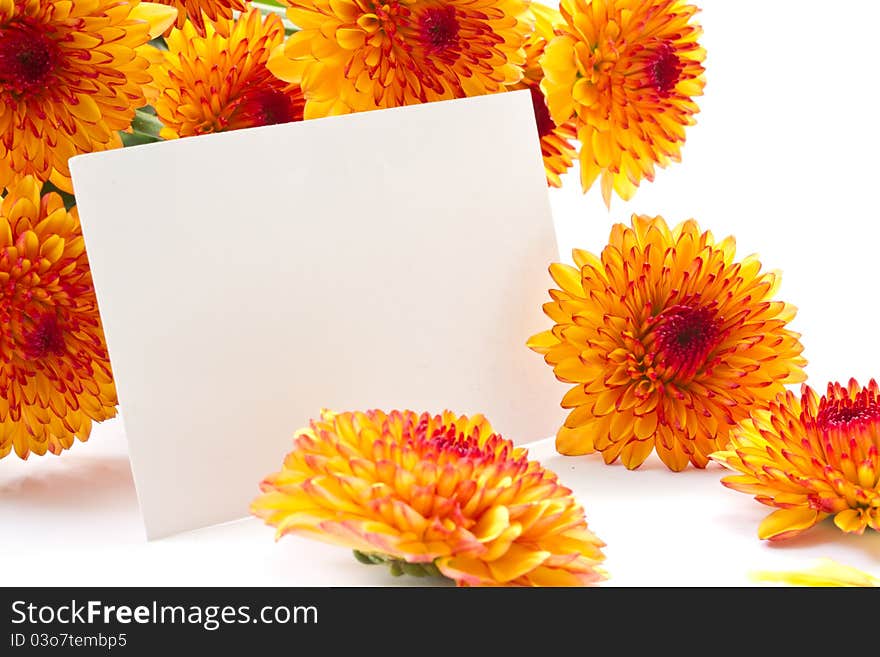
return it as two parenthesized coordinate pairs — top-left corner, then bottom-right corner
(512, 3), (577, 188)
(712, 380), (880, 540)
(540, 0), (705, 206)
(153, 0), (247, 35)
(252, 409), (606, 586)
(149, 9), (305, 139)
(0, 0), (177, 193)
(0, 177), (117, 460)
(527, 215), (807, 471)
(267, 0), (531, 119)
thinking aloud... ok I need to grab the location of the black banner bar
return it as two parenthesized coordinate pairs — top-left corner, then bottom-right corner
(0, 587), (863, 651)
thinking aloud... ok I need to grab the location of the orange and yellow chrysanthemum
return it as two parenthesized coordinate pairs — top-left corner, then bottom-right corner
(541, 0), (705, 205)
(513, 3), (576, 187)
(150, 9), (305, 139)
(0, 0), (176, 193)
(267, 0), (531, 118)
(154, 0), (247, 34)
(252, 409), (606, 586)
(528, 215), (807, 471)
(713, 380), (880, 540)
(0, 177), (117, 460)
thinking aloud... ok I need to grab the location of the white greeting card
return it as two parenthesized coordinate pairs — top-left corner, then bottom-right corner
(70, 91), (565, 539)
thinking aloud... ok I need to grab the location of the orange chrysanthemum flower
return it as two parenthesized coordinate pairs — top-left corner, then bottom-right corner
(712, 380), (880, 540)
(150, 9), (305, 139)
(267, 0), (531, 119)
(154, 0), (247, 35)
(0, 0), (177, 193)
(512, 3), (576, 188)
(541, 0), (705, 206)
(252, 409), (606, 586)
(0, 177), (117, 460)
(528, 215), (807, 471)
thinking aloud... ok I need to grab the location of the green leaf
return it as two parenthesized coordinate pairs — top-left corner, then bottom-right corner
(130, 107), (164, 138)
(119, 106), (165, 147)
(120, 132), (162, 147)
(351, 551), (450, 582)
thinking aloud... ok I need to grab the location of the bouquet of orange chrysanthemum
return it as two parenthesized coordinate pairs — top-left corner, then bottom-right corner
(0, 0), (707, 460)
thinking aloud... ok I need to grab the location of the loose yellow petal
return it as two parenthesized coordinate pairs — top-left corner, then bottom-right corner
(752, 559), (880, 587)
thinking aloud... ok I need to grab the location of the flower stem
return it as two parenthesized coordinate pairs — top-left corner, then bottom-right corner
(352, 551), (446, 580)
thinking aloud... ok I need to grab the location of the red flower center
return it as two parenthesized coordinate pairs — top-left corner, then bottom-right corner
(652, 305), (720, 378)
(816, 393), (880, 431)
(529, 85), (556, 139)
(646, 41), (682, 97)
(405, 414), (502, 462)
(0, 21), (60, 97)
(232, 87), (301, 129)
(426, 427), (489, 459)
(418, 6), (460, 54)
(23, 314), (65, 360)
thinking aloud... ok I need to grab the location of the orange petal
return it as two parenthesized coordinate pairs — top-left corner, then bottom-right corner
(556, 424), (595, 455)
(833, 509), (867, 534)
(487, 544), (551, 584)
(472, 506), (510, 543)
(620, 439), (654, 470)
(758, 507), (823, 541)
(129, 2), (178, 38)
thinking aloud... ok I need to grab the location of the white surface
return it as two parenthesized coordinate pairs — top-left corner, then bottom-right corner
(2, 420), (878, 586)
(69, 91), (567, 540)
(5, 0), (880, 586)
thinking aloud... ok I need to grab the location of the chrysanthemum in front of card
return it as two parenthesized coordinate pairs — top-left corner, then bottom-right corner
(252, 409), (606, 586)
(0, 0), (177, 193)
(712, 379), (880, 540)
(0, 178), (117, 459)
(541, 0), (706, 206)
(528, 215), (807, 471)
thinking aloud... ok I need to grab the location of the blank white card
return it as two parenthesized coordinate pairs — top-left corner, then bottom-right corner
(70, 91), (566, 539)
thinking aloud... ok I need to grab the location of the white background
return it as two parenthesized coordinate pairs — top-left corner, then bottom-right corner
(3, 1), (880, 585)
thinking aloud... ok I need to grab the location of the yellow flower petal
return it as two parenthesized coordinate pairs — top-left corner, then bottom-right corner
(128, 2), (178, 38)
(758, 508), (822, 541)
(487, 545), (552, 584)
(753, 559), (880, 587)
(833, 509), (867, 534)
